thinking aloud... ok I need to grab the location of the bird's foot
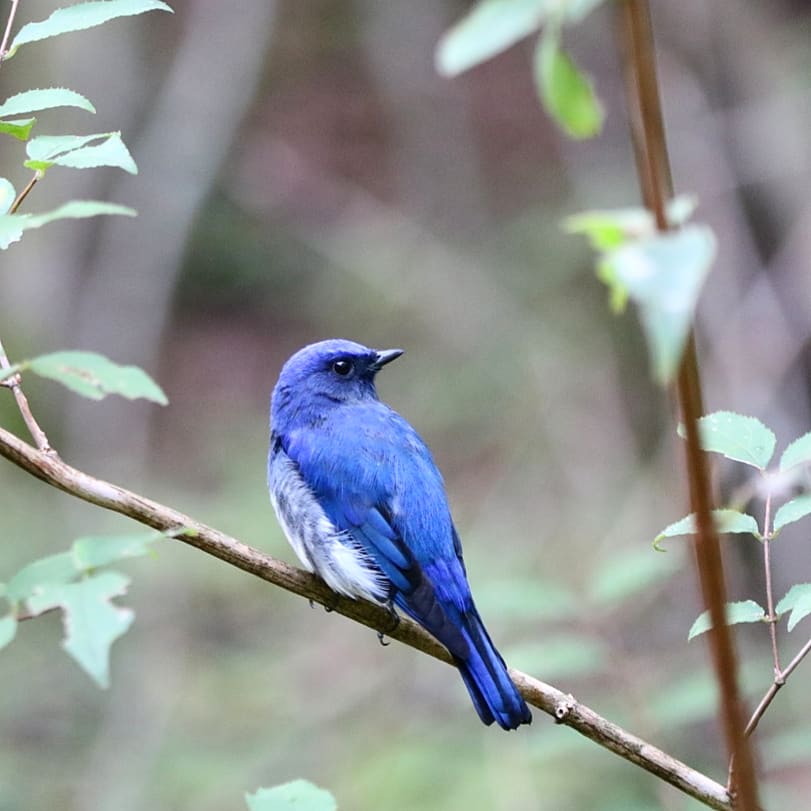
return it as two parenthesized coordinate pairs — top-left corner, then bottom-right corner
(377, 600), (400, 646)
(309, 592), (339, 612)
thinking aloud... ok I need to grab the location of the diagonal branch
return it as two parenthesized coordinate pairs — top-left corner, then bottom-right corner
(0, 423), (732, 809)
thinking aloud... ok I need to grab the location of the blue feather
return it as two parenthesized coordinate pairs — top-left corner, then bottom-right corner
(268, 339), (531, 730)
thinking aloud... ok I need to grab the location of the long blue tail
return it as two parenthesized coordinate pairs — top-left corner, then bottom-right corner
(453, 606), (532, 730)
(395, 572), (531, 730)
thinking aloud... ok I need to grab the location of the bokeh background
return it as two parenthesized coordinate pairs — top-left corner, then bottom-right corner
(2, 1), (811, 809)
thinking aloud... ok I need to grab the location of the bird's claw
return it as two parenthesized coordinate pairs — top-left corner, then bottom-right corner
(377, 600), (400, 645)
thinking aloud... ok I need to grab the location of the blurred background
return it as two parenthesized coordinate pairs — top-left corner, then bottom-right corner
(2, 1), (811, 809)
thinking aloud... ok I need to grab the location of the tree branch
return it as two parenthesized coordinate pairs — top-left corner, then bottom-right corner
(0, 422), (732, 810)
(0, 338), (52, 452)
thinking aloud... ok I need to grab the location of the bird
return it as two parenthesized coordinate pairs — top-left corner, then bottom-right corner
(268, 339), (532, 730)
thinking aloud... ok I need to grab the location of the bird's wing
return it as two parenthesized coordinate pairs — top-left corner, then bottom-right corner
(280, 405), (471, 658)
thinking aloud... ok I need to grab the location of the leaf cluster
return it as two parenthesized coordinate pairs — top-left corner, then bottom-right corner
(655, 412), (811, 640)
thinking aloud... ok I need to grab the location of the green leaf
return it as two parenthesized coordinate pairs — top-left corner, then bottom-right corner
(534, 28), (603, 139)
(26, 132), (137, 174)
(0, 178), (15, 215)
(773, 496), (811, 533)
(0, 615), (18, 650)
(72, 531), (163, 570)
(564, 196), (698, 252)
(688, 600), (766, 640)
(24, 350), (167, 404)
(0, 118), (36, 141)
(776, 583), (811, 632)
(436, 0), (551, 77)
(608, 225), (716, 384)
(246, 781), (337, 811)
(565, 207), (653, 251)
(0, 201), (136, 249)
(654, 508), (761, 549)
(8, 0), (174, 58)
(26, 571), (134, 688)
(678, 411), (776, 470)
(6, 552), (78, 604)
(0, 87), (95, 117)
(588, 546), (680, 606)
(779, 430), (811, 472)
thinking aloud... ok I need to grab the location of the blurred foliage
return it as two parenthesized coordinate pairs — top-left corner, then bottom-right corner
(2, 0), (811, 810)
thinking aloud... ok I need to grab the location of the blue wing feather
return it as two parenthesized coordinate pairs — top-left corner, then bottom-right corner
(277, 399), (531, 729)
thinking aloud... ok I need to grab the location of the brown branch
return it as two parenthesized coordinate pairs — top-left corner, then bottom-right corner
(9, 171), (40, 215)
(0, 422), (733, 810)
(0, 339), (52, 452)
(615, 2), (760, 808)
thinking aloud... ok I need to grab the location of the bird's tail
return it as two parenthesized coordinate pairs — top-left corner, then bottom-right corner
(454, 607), (532, 730)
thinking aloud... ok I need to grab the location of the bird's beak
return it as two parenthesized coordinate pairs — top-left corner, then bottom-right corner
(372, 348), (404, 370)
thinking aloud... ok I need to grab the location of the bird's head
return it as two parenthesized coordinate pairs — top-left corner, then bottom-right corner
(271, 339), (403, 429)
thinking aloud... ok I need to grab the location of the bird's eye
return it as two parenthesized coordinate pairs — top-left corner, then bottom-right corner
(332, 359), (354, 377)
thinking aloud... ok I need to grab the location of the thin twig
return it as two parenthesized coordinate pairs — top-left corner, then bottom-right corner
(9, 171), (41, 214)
(615, 2), (760, 808)
(761, 489), (781, 676)
(0, 0), (20, 65)
(0, 338), (52, 452)
(0, 423), (733, 810)
(745, 635), (811, 738)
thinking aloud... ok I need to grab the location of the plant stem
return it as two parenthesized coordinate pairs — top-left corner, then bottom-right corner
(615, 2), (760, 808)
(0, 0), (19, 65)
(0, 339), (51, 452)
(761, 489), (781, 675)
(745, 634), (811, 738)
(9, 171), (41, 214)
(0, 423), (734, 810)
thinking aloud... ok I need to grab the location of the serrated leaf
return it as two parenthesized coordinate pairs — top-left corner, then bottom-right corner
(6, 552), (79, 604)
(0, 118), (36, 141)
(608, 225), (716, 384)
(8, 0), (174, 58)
(0, 179), (15, 215)
(72, 531), (163, 570)
(654, 508), (760, 549)
(773, 496), (811, 533)
(589, 546), (680, 606)
(52, 133), (136, 173)
(0, 201), (136, 250)
(24, 350), (167, 404)
(26, 571), (133, 688)
(776, 583), (811, 632)
(26, 131), (136, 173)
(678, 411), (776, 470)
(779, 430), (811, 472)
(436, 0), (551, 77)
(246, 781), (337, 811)
(534, 28), (603, 139)
(688, 600), (765, 640)
(0, 88), (95, 117)
(0, 615), (18, 650)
